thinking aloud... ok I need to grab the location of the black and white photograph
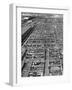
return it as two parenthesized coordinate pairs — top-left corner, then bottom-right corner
(9, 4), (71, 86)
(0, 0), (71, 88)
(21, 12), (63, 77)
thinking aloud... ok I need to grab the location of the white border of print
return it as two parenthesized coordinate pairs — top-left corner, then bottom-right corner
(9, 4), (71, 86)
